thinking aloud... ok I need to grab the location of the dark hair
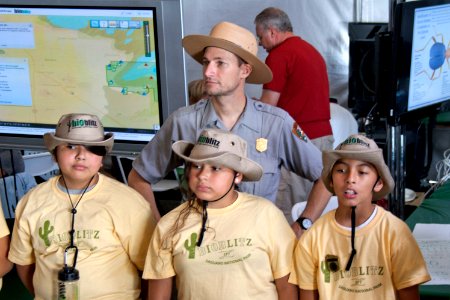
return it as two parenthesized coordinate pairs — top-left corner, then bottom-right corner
(254, 7), (293, 32)
(188, 79), (206, 105)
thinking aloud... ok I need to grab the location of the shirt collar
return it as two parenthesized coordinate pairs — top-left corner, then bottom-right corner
(200, 97), (261, 133)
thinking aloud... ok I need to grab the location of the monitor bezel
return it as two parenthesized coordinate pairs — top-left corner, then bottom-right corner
(0, 0), (186, 156)
(392, 0), (450, 125)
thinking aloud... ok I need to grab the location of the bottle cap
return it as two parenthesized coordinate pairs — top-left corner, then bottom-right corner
(58, 266), (80, 281)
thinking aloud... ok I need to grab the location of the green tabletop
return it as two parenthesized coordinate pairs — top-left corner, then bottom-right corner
(406, 180), (450, 297)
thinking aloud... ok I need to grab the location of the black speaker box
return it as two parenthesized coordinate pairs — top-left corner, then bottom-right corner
(348, 22), (388, 117)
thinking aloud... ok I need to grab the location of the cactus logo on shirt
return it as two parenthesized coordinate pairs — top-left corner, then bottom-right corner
(37, 219), (101, 247)
(184, 232), (198, 259)
(320, 256), (385, 294)
(183, 231), (253, 265)
(39, 220), (54, 246)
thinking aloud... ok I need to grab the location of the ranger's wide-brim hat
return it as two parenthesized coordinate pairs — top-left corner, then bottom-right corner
(172, 128), (263, 181)
(182, 21), (273, 84)
(44, 113), (114, 153)
(322, 134), (394, 200)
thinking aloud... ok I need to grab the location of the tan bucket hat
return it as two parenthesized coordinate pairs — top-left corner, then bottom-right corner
(182, 21), (273, 84)
(172, 128), (263, 181)
(44, 113), (114, 153)
(322, 134), (395, 200)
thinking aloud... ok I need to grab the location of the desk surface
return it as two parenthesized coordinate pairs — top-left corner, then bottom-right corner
(406, 182), (450, 227)
(405, 192), (425, 207)
(406, 180), (450, 297)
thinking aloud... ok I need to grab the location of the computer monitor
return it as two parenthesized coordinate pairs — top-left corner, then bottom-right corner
(393, 0), (450, 124)
(0, 0), (185, 155)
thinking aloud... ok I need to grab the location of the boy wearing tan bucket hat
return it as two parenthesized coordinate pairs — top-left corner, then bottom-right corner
(289, 134), (430, 299)
(129, 21), (332, 237)
(143, 128), (297, 299)
(9, 113), (155, 299)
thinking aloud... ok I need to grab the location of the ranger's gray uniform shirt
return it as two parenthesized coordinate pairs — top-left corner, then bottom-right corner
(133, 98), (323, 202)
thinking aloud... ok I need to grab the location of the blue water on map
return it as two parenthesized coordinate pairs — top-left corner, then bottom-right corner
(121, 54), (157, 81)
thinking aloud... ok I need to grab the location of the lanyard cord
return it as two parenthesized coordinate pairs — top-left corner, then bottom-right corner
(61, 174), (95, 248)
(197, 173), (236, 247)
(345, 206), (357, 271)
(197, 201), (209, 247)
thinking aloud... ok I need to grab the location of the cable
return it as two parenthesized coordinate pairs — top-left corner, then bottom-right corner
(435, 148), (450, 182)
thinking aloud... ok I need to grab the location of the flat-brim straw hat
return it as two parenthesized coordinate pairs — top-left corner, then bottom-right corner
(182, 22), (273, 84)
(44, 113), (114, 153)
(322, 134), (394, 200)
(172, 129), (263, 181)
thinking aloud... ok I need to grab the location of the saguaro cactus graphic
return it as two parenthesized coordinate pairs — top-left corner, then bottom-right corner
(184, 232), (198, 259)
(39, 220), (54, 247)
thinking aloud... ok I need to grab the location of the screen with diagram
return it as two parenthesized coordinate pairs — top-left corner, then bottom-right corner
(408, 3), (450, 111)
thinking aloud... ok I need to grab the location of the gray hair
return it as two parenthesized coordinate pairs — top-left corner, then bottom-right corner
(254, 7), (293, 32)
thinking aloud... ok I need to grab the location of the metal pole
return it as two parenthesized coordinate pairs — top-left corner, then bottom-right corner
(387, 124), (405, 219)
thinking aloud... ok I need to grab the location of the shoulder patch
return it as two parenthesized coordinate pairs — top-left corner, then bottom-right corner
(292, 122), (308, 142)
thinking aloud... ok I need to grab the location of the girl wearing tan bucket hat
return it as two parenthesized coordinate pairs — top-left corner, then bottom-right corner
(9, 113), (155, 299)
(142, 129), (298, 299)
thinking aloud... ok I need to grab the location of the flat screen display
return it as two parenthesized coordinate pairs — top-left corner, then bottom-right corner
(393, 0), (450, 124)
(408, 3), (450, 111)
(0, 5), (162, 145)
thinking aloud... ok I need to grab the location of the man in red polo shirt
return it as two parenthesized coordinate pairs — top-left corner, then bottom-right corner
(255, 7), (333, 222)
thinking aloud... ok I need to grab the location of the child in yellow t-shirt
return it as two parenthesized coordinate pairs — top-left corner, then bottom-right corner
(290, 134), (431, 300)
(9, 113), (155, 299)
(143, 128), (297, 300)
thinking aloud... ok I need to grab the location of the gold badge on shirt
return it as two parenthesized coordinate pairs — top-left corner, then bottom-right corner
(256, 138), (268, 152)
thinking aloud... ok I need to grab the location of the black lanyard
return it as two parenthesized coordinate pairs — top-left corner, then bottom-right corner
(60, 174), (95, 267)
(345, 206), (357, 271)
(196, 173), (236, 247)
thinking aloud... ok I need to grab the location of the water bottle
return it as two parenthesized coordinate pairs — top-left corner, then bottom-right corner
(57, 266), (79, 300)
(57, 246), (80, 300)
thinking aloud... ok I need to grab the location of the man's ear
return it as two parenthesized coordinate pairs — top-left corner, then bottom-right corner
(269, 26), (276, 37)
(240, 63), (252, 80)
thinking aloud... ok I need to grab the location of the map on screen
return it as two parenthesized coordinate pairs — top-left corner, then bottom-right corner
(0, 6), (161, 142)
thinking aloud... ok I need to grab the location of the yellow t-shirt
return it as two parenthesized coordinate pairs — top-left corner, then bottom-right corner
(290, 208), (431, 299)
(143, 192), (296, 300)
(0, 200), (10, 290)
(9, 174), (155, 300)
